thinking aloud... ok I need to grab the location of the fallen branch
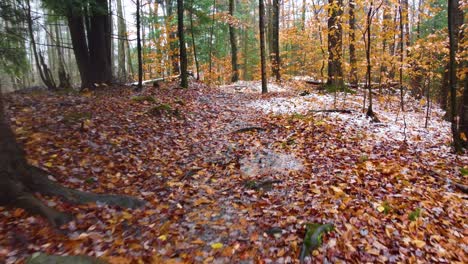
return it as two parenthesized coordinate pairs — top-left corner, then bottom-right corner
(233, 126), (266, 133)
(308, 109), (353, 114)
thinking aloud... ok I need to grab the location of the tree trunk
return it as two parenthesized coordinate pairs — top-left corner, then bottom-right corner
(259, 0), (268, 93)
(189, 0), (200, 81)
(136, 0), (143, 91)
(348, 0), (357, 85)
(327, 0), (344, 87)
(88, 0), (112, 84)
(229, 0), (239, 83)
(117, 0), (127, 81)
(448, 0), (462, 151)
(26, 0), (56, 90)
(270, 0), (280, 82)
(208, 0), (216, 84)
(177, 0), (188, 88)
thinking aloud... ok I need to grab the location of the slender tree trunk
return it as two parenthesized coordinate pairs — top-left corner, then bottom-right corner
(117, 0), (127, 81)
(54, 20), (71, 88)
(399, 1), (405, 111)
(177, 0), (188, 88)
(189, 0), (200, 80)
(366, 2), (374, 117)
(229, 0), (239, 83)
(208, 0), (216, 84)
(270, 0), (280, 82)
(348, 0), (357, 85)
(259, 0), (268, 93)
(26, 0), (56, 90)
(136, 0), (143, 91)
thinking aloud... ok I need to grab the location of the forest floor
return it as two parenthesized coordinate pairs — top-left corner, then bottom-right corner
(1, 80), (467, 263)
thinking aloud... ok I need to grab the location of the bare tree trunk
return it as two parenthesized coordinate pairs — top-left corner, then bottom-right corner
(259, 0), (268, 93)
(208, 0), (216, 84)
(348, 0), (357, 85)
(117, 0), (127, 81)
(26, 0), (56, 90)
(327, 0), (344, 87)
(270, 0), (280, 82)
(189, 0), (200, 80)
(448, 0), (462, 151)
(229, 0), (239, 83)
(399, 1), (405, 111)
(178, 0), (188, 88)
(136, 0), (143, 91)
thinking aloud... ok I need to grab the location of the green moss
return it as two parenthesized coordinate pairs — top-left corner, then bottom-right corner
(409, 208), (421, 221)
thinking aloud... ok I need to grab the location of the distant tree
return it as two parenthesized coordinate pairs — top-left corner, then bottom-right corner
(177, 0), (188, 88)
(259, 0), (268, 93)
(116, 0), (127, 81)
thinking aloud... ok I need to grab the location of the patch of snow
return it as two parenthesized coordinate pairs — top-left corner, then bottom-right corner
(219, 81), (287, 93)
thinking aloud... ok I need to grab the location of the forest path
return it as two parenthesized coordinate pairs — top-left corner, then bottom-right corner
(1, 81), (467, 263)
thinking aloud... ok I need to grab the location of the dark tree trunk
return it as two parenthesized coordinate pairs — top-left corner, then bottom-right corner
(67, 14), (92, 88)
(348, 0), (357, 85)
(259, 0), (268, 93)
(177, 0), (188, 88)
(366, 2), (374, 118)
(229, 0), (239, 83)
(0, 93), (143, 227)
(136, 0), (143, 91)
(88, 0), (112, 84)
(327, 0), (344, 87)
(270, 0), (280, 82)
(448, 0), (462, 151)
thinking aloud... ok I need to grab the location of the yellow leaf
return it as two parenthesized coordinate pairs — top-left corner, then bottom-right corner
(211, 242), (223, 249)
(44, 162), (53, 168)
(377, 206), (385, 213)
(331, 186), (344, 196)
(122, 212), (133, 220)
(158, 235), (167, 241)
(412, 239), (426, 248)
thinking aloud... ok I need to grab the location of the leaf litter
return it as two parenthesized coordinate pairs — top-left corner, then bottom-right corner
(0, 80), (466, 263)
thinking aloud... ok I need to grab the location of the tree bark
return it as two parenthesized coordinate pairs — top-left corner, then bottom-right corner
(327, 0), (344, 87)
(178, 0), (188, 88)
(448, 0), (462, 151)
(348, 0), (357, 85)
(259, 0), (268, 93)
(270, 0), (280, 82)
(117, 0), (127, 81)
(189, 0), (200, 81)
(229, 0), (239, 83)
(136, 0), (143, 91)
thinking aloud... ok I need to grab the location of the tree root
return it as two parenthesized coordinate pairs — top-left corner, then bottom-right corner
(29, 166), (146, 209)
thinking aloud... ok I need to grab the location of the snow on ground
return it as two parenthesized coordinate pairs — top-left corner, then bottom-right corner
(245, 81), (464, 160)
(219, 80), (287, 93)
